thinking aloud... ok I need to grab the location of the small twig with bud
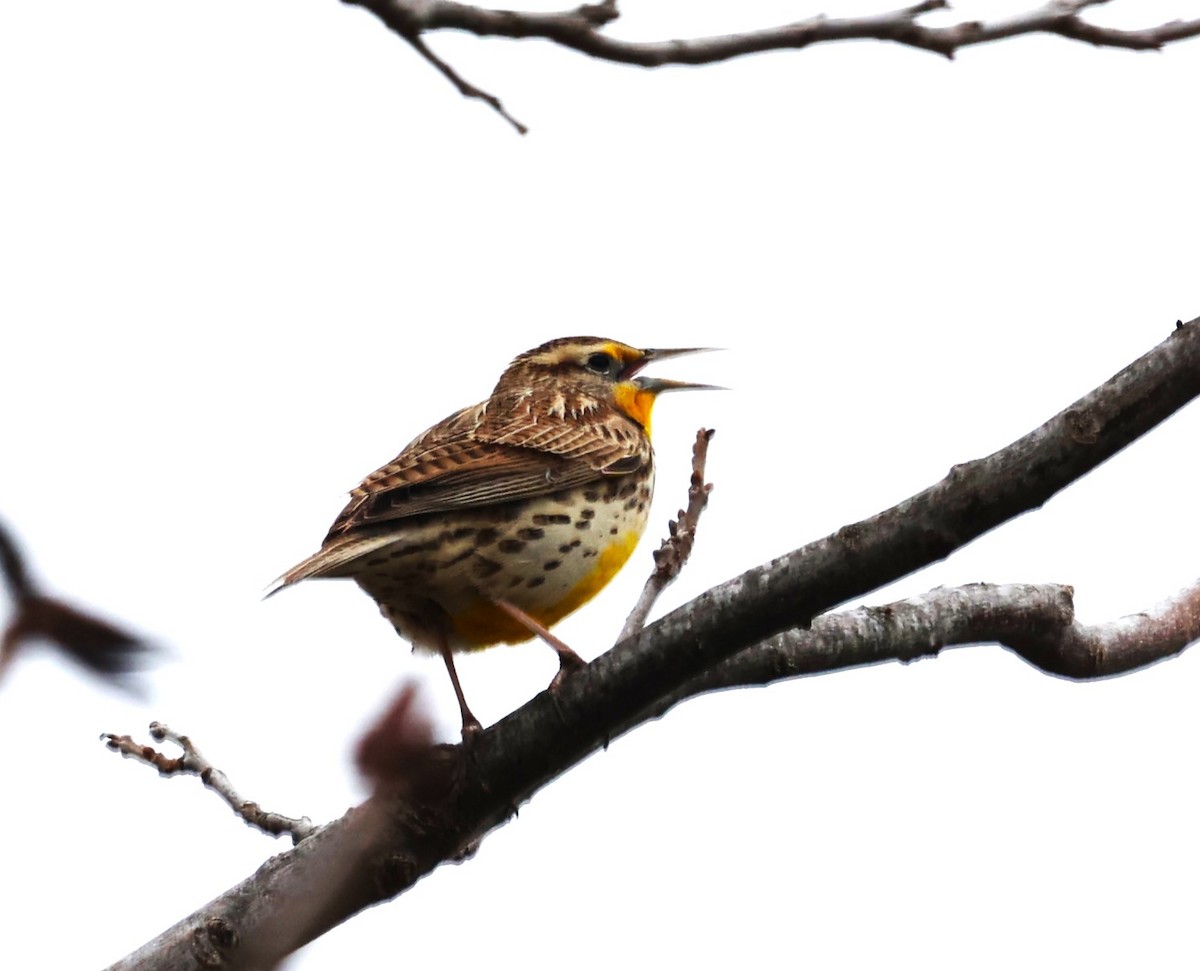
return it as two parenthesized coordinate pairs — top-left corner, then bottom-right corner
(619, 428), (714, 641)
(103, 722), (318, 844)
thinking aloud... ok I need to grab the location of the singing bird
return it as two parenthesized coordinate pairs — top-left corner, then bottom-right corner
(272, 337), (712, 733)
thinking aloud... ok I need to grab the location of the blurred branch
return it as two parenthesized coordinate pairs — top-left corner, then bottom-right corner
(344, 0), (1200, 130)
(104, 722), (318, 844)
(0, 518), (153, 688)
(620, 428), (715, 640)
(106, 317), (1200, 970)
(0, 518), (35, 600)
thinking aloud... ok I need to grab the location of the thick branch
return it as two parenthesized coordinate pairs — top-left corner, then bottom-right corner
(109, 318), (1200, 970)
(639, 579), (1200, 725)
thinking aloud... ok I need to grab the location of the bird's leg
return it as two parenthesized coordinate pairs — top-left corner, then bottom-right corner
(488, 597), (586, 690)
(437, 633), (482, 739)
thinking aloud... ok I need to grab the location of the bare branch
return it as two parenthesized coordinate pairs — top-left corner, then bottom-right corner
(339, 0), (1200, 131)
(107, 317), (1200, 970)
(103, 722), (318, 844)
(619, 428), (715, 641)
(348, 0), (1200, 68)
(639, 579), (1200, 723)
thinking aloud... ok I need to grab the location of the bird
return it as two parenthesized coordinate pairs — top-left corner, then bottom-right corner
(271, 337), (713, 735)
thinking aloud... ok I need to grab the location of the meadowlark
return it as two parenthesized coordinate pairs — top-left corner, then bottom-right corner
(272, 337), (712, 734)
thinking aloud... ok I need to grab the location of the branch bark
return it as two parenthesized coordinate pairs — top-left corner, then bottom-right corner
(107, 317), (1200, 970)
(342, 0), (1200, 129)
(647, 578), (1200, 717)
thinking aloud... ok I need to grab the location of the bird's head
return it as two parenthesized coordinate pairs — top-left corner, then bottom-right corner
(498, 337), (717, 433)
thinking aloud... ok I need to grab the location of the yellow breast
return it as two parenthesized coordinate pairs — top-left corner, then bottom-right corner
(450, 526), (644, 647)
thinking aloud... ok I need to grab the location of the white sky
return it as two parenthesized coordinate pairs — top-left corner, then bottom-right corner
(2, 1), (1198, 968)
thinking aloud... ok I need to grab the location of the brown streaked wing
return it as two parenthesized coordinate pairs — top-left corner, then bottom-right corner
(475, 395), (646, 464)
(326, 403), (647, 538)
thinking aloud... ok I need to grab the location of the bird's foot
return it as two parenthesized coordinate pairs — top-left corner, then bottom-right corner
(548, 650), (587, 692)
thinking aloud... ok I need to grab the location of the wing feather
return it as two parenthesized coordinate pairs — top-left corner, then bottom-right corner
(324, 396), (648, 538)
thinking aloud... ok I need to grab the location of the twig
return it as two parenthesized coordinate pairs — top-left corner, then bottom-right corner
(399, 28), (527, 134)
(103, 722), (318, 844)
(619, 428), (714, 641)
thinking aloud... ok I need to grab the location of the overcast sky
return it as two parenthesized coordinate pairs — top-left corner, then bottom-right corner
(2, 1), (1198, 968)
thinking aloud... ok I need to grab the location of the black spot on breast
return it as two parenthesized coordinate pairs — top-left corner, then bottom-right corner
(543, 560), (561, 571)
(582, 548), (597, 558)
(451, 527), (477, 539)
(443, 548), (474, 566)
(473, 558), (503, 579)
(558, 539), (582, 554)
(526, 576), (546, 588)
(532, 513), (571, 526)
(575, 520), (592, 531)
(609, 527), (619, 535)
(498, 539), (525, 554)
(618, 482), (638, 499)
(475, 528), (499, 546)
(579, 508), (595, 520)
(623, 499), (639, 511)
(508, 575), (524, 589)
(518, 527), (545, 541)
(583, 489), (600, 502)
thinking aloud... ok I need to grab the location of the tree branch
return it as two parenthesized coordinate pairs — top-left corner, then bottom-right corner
(104, 722), (318, 844)
(342, 0), (1200, 129)
(107, 317), (1200, 970)
(639, 578), (1200, 724)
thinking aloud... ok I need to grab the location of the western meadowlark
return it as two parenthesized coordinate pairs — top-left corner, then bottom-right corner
(272, 337), (711, 734)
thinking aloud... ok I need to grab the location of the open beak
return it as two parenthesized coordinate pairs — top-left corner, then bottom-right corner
(620, 346), (719, 382)
(632, 376), (724, 394)
(619, 345), (720, 388)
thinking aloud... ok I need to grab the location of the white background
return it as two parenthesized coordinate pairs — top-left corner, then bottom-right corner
(2, 2), (1198, 968)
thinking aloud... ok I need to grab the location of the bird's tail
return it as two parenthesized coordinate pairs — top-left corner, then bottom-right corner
(264, 534), (398, 598)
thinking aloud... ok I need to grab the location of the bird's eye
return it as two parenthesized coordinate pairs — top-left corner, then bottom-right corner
(586, 352), (614, 374)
